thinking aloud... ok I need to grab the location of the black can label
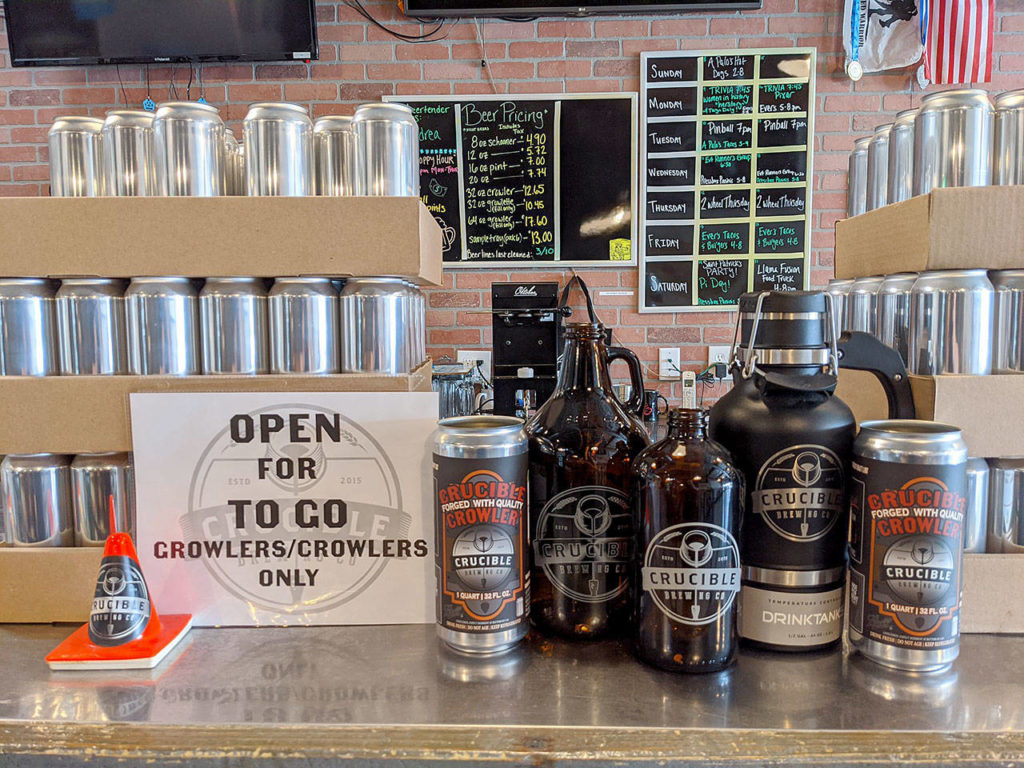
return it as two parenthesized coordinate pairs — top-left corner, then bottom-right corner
(753, 444), (845, 542)
(88, 556), (152, 647)
(848, 457), (966, 651)
(434, 454), (528, 634)
(534, 486), (632, 604)
(642, 523), (740, 625)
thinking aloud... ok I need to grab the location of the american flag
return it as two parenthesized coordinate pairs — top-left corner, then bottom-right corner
(924, 0), (995, 83)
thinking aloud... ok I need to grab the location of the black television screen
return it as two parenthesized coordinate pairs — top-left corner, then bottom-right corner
(3, 0), (318, 66)
(402, 0), (759, 15)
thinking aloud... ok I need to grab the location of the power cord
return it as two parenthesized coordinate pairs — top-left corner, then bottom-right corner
(345, 0), (454, 41)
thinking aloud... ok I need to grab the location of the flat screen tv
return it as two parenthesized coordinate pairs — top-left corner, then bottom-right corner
(401, 0), (760, 15)
(2, 0), (318, 67)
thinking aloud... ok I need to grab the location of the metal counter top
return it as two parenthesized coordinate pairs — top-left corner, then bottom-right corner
(1, 624), (1023, 766)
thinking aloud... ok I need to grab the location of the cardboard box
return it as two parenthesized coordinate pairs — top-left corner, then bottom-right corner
(837, 370), (1024, 458)
(0, 547), (102, 623)
(0, 360), (433, 454)
(835, 186), (1024, 279)
(962, 554), (1024, 634)
(0, 197), (443, 286)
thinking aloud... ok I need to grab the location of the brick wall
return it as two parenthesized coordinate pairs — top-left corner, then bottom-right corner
(1, 0), (1023, 398)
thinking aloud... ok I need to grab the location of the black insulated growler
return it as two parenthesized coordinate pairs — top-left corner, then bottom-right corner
(709, 291), (914, 652)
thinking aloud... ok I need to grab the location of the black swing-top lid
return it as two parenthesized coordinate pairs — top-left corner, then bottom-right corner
(735, 291), (836, 369)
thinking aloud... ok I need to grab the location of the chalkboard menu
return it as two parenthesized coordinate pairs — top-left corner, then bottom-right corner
(639, 48), (815, 311)
(387, 94), (638, 267)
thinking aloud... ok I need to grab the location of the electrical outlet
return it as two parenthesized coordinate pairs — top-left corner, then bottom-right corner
(658, 347), (681, 380)
(707, 345), (733, 379)
(457, 349), (492, 383)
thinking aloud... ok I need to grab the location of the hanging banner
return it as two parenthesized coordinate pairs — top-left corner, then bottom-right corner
(924, 0), (994, 84)
(843, 0), (925, 78)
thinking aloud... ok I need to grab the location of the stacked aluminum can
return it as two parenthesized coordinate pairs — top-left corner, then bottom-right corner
(48, 100), (419, 199)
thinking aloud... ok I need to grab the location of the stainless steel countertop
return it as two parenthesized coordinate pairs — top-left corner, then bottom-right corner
(1, 624), (1024, 766)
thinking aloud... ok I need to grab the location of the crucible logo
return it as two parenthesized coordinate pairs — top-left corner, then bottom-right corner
(89, 556), (152, 647)
(754, 445), (845, 542)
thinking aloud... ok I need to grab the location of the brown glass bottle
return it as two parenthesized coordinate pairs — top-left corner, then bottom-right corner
(632, 408), (743, 672)
(525, 322), (649, 640)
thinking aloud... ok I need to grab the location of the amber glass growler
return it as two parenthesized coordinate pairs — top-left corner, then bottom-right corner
(525, 322), (649, 639)
(632, 408), (743, 672)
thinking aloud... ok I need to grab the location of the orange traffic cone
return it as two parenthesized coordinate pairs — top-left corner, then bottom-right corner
(46, 498), (192, 670)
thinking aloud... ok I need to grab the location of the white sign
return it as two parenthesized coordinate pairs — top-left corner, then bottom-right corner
(130, 392), (438, 627)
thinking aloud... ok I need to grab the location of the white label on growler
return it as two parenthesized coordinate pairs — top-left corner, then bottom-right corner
(642, 523), (740, 625)
(848, 460), (966, 651)
(753, 444), (844, 542)
(435, 456), (528, 634)
(534, 486), (631, 604)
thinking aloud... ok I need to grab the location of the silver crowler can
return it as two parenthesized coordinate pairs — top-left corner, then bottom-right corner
(56, 278), (128, 375)
(102, 110), (156, 196)
(222, 131), (239, 196)
(405, 279), (426, 369)
(2, 453), (74, 547)
(846, 420), (968, 673)
(340, 277), (410, 375)
(987, 458), (1024, 554)
(353, 102), (420, 197)
(963, 458), (989, 554)
(200, 277), (269, 375)
(847, 137), (870, 218)
(877, 272), (917, 365)
(909, 269), (994, 375)
(826, 278), (854, 338)
(847, 276), (883, 336)
(914, 89), (994, 195)
(865, 123), (891, 211)
(994, 89), (1024, 185)
(153, 101), (224, 196)
(48, 116), (104, 197)
(434, 415), (529, 654)
(244, 102), (313, 197)
(887, 109), (917, 204)
(0, 278), (59, 376)
(125, 277), (200, 375)
(71, 453), (135, 546)
(991, 269), (1024, 373)
(269, 278), (339, 374)
(314, 115), (363, 196)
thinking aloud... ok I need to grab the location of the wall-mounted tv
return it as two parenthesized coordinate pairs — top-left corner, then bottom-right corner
(2, 0), (318, 67)
(401, 0), (760, 16)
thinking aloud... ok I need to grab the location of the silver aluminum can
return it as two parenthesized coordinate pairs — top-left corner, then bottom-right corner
(353, 102), (419, 197)
(909, 269), (993, 375)
(409, 280), (426, 368)
(48, 116), (104, 197)
(994, 89), (1024, 185)
(865, 123), (891, 211)
(153, 101), (224, 197)
(222, 131), (239, 196)
(56, 278), (128, 375)
(244, 102), (313, 197)
(847, 420), (968, 673)
(268, 278), (339, 374)
(71, 452), (135, 546)
(0, 278), (59, 376)
(826, 278), (853, 338)
(847, 137), (870, 217)
(991, 269), (1024, 373)
(125, 277), (200, 375)
(340, 277), (410, 375)
(2, 453), (73, 547)
(200, 277), (269, 375)
(887, 108), (917, 204)
(314, 115), (362, 196)
(914, 89), (994, 195)
(434, 415), (529, 654)
(987, 458), (1024, 554)
(102, 110), (156, 196)
(877, 272), (917, 365)
(847, 275), (883, 336)
(963, 458), (989, 554)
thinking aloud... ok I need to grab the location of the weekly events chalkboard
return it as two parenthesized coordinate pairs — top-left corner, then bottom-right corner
(639, 48), (815, 311)
(386, 94), (638, 267)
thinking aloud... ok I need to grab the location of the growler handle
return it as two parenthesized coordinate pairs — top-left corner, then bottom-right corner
(607, 346), (645, 415)
(836, 331), (916, 419)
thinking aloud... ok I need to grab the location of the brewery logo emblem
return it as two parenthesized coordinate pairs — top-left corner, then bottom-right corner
(642, 523), (741, 626)
(450, 524), (516, 617)
(754, 444), (845, 542)
(534, 486), (632, 604)
(88, 556), (152, 647)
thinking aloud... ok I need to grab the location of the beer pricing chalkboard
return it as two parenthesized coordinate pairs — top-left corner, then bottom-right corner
(639, 48), (815, 311)
(388, 94), (638, 267)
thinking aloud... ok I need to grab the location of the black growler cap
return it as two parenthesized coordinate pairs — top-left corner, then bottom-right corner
(737, 291), (831, 352)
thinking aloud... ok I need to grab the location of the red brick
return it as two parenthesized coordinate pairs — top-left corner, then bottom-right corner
(198, 65), (257, 82)
(316, 4), (336, 22)
(430, 291), (481, 308)
(452, 43), (507, 60)
(566, 78), (620, 92)
(769, 15), (826, 33)
(703, 326), (737, 343)
(537, 20), (593, 38)
(340, 82), (396, 100)
(393, 81), (452, 96)
(486, 62), (535, 79)
(62, 87), (116, 105)
(455, 81), (507, 94)
(0, 184), (43, 197)
(538, 60), (592, 78)
(567, 40), (620, 57)
(0, 70), (33, 87)
(647, 327), (703, 343)
(1002, 15), (1024, 32)
(283, 82), (340, 101)
(593, 59), (635, 78)
(709, 16), (766, 35)
(0, 146), (36, 162)
(366, 63), (422, 80)
(623, 39), (679, 56)
(424, 61), (482, 80)
(312, 63), (366, 80)
(455, 310), (491, 327)
(11, 126), (49, 143)
(229, 84), (284, 102)
(319, 24), (366, 42)
(456, 272), (509, 289)
(430, 329), (481, 345)
(651, 19), (709, 36)
(340, 43), (396, 62)
(824, 93), (881, 112)
(396, 44), (450, 61)
(594, 20), (649, 37)
(0, 109), (41, 126)
(255, 64), (309, 80)
(13, 164), (48, 181)
(479, 21), (539, 40)
(509, 81), (563, 93)
(9, 89), (61, 106)
(35, 69), (88, 85)
(509, 41), (565, 58)
(366, 23), (435, 43)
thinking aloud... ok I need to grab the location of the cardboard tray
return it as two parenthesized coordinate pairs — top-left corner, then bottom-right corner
(0, 197), (443, 286)
(835, 186), (1024, 280)
(0, 360), (433, 454)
